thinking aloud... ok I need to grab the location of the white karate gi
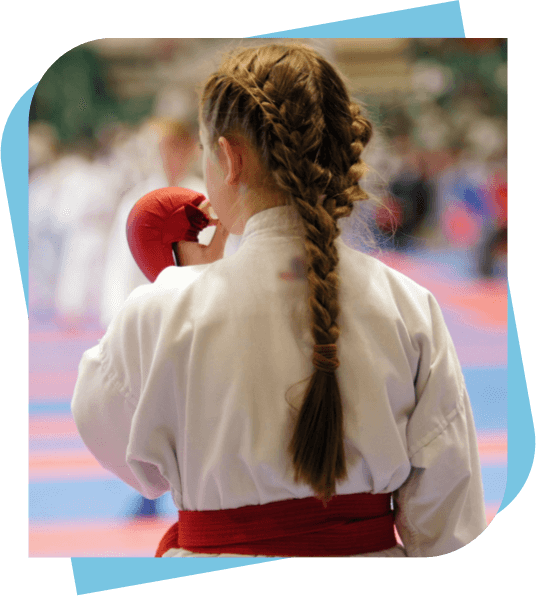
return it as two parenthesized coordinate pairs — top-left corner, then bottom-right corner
(72, 205), (487, 557)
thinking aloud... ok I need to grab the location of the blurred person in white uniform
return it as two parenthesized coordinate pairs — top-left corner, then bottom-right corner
(52, 135), (126, 328)
(30, 126), (124, 324)
(100, 116), (240, 329)
(28, 122), (62, 317)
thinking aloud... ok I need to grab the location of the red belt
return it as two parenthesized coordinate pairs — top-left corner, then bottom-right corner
(156, 493), (396, 557)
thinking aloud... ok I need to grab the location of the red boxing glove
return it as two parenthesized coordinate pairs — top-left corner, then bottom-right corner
(127, 187), (210, 282)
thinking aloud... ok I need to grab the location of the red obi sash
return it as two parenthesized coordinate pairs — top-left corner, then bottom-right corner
(156, 493), (396, 557)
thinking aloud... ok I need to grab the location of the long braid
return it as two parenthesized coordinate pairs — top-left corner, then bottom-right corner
(201, 43), (372, 504)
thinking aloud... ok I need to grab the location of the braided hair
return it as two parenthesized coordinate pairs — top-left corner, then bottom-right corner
(200, 43), (373, 504)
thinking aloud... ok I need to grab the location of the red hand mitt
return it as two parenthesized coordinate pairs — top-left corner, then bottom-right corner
(127, 187), (210, 282)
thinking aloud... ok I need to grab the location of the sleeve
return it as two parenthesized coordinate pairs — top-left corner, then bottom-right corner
(393, 293), (487, 557)
(71, 265), (210, 501)
(71, 285), (172, 500)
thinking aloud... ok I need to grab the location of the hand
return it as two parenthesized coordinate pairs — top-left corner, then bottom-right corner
(175, 200), (230, 266)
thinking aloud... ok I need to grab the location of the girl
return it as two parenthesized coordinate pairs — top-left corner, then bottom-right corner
(72, 42), (487, 557)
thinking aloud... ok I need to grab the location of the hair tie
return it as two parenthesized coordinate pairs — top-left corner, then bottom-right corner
(313, 344), (340, 374)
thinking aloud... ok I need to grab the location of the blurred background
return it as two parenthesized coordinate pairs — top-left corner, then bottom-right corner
(28, 38), (507, 556)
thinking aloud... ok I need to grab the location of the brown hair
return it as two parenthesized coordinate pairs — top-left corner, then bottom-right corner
(200, 43), (372, 504)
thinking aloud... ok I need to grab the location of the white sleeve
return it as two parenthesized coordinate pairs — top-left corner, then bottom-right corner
(71, 282), (172, 500)
(393, 294), (487, 557)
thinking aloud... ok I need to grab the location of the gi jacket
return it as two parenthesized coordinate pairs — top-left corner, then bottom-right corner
(72, 205), (487, 557)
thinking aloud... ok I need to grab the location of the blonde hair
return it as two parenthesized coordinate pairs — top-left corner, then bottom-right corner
(200, 43), (373, 503)
(142, 116), (194, 141)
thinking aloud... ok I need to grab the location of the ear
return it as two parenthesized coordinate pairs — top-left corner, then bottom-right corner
(218, 136), (243, 185)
